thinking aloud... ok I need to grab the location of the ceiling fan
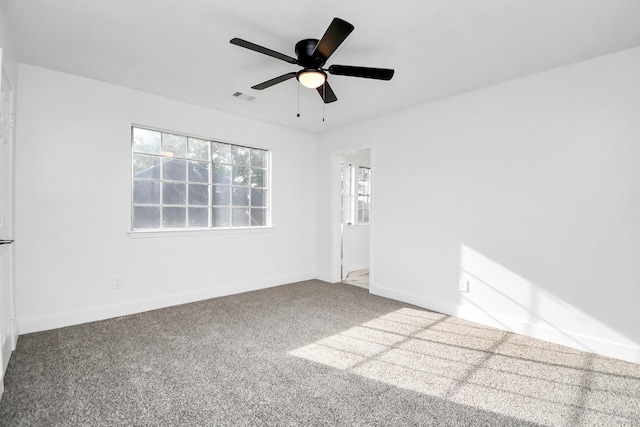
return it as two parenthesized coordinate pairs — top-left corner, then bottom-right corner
(230, 17), (394, 103)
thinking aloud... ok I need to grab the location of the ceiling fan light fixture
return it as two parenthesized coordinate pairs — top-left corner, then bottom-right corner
(297, 69), (326, 89)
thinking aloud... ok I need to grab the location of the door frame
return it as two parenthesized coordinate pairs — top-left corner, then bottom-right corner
(330, 144), (374, 286)
(0, 57), (18, 392)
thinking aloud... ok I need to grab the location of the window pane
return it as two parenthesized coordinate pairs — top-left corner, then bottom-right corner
(358, 209), (369, 224)
(133, 128), (161, 154)
(212, 164), (231, 184)
(188, 184), (209, 205)
(251, 208), (266, 226)
(359, 167), (370, 181)
(232, 187), (250, 206)
(232, 208), (250, 227)
(163, 182), (186, 205)
(251, 149), (267, 168)
(251, 188), (265, 207)
(212, 186), (230, 206)
(189, 207), (208, 227)
(232, 146), (250, 166)
(358, 197), (369, 210)
(357, 166), (371, 225)
(359, 167), (370, 195)
(133, 180), (160, 204)
(233, 166), (250, 186)
(163, 207), (186, 228)
(163, 159), (187, 181)
(212, 207), (230, 227)
(133, 154), (160, 178)
(189, 160), (209, 183)
(133, 206), (160, 229)
(162, 133), (187, 158)
(212, 142), (231, 164)
(251, 168), (265, 188)
(188, 137), (209, 160)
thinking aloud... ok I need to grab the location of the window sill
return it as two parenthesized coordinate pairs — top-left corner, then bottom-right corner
(128, 226), (274, 238)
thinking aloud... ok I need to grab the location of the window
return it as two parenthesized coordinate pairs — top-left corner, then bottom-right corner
(132, 127), (269, 230)
(357, 167), (370, 224)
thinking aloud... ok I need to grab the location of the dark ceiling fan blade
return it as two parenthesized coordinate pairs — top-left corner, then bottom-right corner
(328, 65), (395, 80)
(316, 81), (338, 103)
(313, 18), (354, 61)
(251, 72), (297, 90)
(230, 38), (297, 64)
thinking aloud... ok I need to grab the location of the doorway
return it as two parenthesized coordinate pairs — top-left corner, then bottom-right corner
(335, 148), (371, 289)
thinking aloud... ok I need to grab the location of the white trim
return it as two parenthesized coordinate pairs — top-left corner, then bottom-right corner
(1, 335), (11, 373)
(128, 226), (274, 238)
(330, 153), (343, 283)
(370, 284), (640, 364)
(314, 271), (333, 283)
(455, 305), (640, 364)
(18, 272), (315, 334)
(369, 284), (452, 316)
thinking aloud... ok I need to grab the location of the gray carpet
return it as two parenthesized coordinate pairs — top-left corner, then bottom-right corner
(1, 280), (639, 426)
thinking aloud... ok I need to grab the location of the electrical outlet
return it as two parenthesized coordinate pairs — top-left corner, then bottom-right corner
(459, 279), (469, 293)
(113, 277), (122, 290)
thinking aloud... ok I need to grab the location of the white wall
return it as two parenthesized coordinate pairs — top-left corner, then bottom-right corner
(15, 65), (318, 333)
(317, 47), (640, 363)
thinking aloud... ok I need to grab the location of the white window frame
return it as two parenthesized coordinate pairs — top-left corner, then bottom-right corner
(131, 126), (270, 232)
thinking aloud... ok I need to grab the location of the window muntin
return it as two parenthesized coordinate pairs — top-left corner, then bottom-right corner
(357, 167), (370, 224)
(132, 127), (269, 230)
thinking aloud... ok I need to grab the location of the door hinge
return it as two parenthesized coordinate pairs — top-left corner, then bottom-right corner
(9, 114), (15, 127)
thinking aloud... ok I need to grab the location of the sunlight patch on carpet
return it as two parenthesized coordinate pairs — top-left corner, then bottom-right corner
(288, 307), (640, 425)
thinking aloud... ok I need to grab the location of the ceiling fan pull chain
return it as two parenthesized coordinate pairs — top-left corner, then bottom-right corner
(322, 84), (326, 122)
(297, 83), (301, 118)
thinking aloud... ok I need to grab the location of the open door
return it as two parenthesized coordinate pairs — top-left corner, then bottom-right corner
(0, 60), (17, 389)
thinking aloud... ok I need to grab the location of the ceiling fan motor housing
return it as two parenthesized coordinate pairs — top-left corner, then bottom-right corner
(295, 39), (325, 69)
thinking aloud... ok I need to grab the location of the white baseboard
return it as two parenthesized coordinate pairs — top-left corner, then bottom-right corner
(18, 272), (316, 334)
(1, 336), (11, 374)
(369, 284), (452, 316)
(1, 322), (19, 400)
(314, 271), (333, 283)
(370, 284), (640, 365)
(454, 305), (640, 364)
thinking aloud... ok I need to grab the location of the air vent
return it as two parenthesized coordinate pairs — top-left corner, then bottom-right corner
(233, 91), (257, 101)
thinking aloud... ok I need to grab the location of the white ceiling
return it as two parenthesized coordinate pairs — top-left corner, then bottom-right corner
(2, 0), (640, 134)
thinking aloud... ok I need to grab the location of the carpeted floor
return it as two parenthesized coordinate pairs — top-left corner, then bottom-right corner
(1, 280), (639, 426)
